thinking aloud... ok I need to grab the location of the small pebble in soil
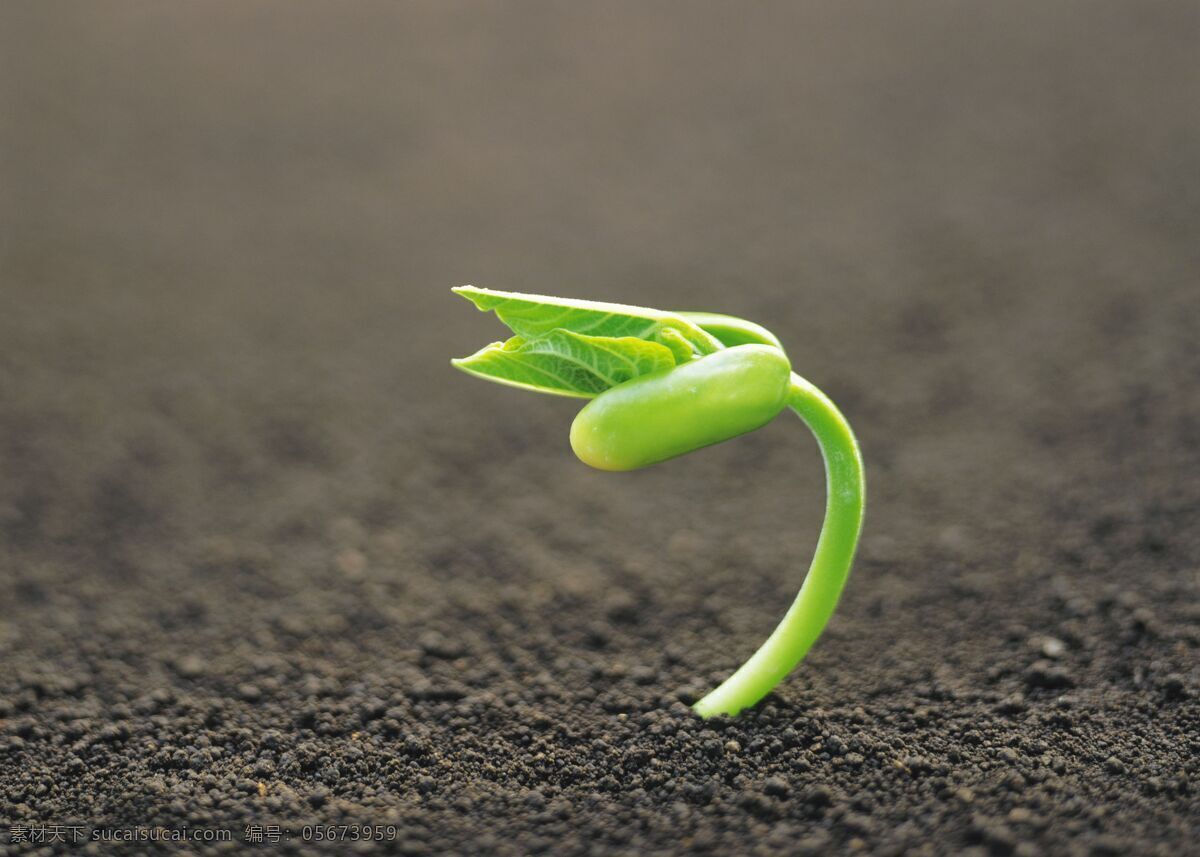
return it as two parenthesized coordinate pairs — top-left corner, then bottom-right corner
(1025, 661), (1074, 690)
(419, 631), (466, 659)
(1162, 674), (1188, 699)
(1039, 637), (1066, 659)
(763, 776), (791, 798)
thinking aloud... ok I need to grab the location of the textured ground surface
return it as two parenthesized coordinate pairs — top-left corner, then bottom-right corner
(2, 2), (1199, 855)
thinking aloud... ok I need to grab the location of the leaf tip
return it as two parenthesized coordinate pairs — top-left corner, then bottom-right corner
(453, 285), (500, 314)
(449, 356), (482, 378)
(450, 350), (485, 369)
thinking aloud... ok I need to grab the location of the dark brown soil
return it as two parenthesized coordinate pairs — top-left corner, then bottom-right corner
(2, 3), (1198, 855)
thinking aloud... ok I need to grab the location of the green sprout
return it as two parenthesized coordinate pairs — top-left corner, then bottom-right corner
(451, 286), (865, 718)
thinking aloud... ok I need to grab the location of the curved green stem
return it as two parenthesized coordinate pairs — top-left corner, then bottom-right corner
(693, 372), (866, 718)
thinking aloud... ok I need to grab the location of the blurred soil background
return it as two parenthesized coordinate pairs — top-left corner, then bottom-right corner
(1, 2), (1198, 855)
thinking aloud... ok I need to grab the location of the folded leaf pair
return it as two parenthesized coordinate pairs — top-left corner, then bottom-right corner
(450, 286), (723, 398)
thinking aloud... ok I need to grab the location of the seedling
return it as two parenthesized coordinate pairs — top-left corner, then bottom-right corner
(451, 287), (865, 717)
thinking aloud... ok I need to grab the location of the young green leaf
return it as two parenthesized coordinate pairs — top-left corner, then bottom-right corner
(451, 329), (678, 398)
(453, 286), (723, 357)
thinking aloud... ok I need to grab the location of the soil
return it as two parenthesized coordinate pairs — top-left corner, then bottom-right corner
(2, 2), (1198, 855)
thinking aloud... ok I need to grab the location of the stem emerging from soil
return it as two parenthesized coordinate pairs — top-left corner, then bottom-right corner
(693, 373), (866, 718)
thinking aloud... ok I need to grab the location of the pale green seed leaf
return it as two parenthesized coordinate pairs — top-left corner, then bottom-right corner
(451, 329), (678, 398)
(452, 286), (722, 356)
